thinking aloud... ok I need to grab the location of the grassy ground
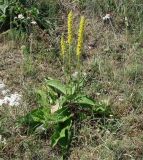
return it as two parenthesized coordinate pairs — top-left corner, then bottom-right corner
(1, 0), (143, 159)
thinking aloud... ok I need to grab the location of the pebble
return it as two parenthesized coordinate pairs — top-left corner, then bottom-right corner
(0, 81), (5, 90)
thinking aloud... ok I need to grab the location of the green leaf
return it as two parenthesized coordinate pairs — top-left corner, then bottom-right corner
(54, 107), (73, 123)
(18, 107), (46, 131)
(51, 118), (72, 148)
(75, 95), (95, 106)
(0, 0), (12, 15)
(0, 4), (8, 14)
(46, 79), (67, 95)
(42, 107), (73, 127)
(93, 103), (111, 116)
(36, 89), (48, 107)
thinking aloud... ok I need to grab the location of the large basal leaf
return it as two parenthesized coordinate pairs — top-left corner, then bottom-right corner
(51, 118), (72, 148)
(36, 89), (48, 107)
(53, 107), (73, 123)
(43, 107), (73, 127)
(93, 103), (111, 116)
(75, 95), (96, 106)
(46, 79), (67, 95)
(18, 107), (45, 130)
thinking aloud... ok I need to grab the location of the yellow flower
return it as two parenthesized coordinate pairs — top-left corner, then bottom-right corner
(76, 16), (85, 57)
(67, 11), (73, 45)
(61, 34), (66, 56)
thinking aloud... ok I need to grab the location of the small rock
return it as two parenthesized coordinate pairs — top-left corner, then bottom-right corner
(0, 81), (5, 90)
(1, 89), (10, 96)
(0, 80), (22, 107)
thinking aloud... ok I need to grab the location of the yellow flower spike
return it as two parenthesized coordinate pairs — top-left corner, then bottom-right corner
(67, 11), (73, 45)
(61, 34), (66, 56)
(76, 16), (85, 58)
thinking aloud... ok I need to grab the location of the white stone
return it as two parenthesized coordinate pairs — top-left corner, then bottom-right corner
(8, 93), (22, 106)
(0, 99), (5, 106)
(0, 81), (5, 90)
(0, 80), (22, 107)
(1, 89), (10, 95)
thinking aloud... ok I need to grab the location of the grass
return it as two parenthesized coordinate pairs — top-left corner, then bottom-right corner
(1, 0), (143, 159)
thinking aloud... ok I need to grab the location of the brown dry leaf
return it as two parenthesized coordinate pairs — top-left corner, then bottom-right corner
(51, 103), (59, 114)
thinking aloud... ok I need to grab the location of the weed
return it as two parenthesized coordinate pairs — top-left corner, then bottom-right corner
(19, 11), (111, 159)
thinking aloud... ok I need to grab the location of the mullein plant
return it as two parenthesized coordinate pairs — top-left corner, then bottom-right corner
(20, 11), (111, 159)
(60, 11), (85, 79)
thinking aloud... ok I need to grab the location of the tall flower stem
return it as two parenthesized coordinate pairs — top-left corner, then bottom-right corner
(67, 11), (73, 81)
(76, 16), (85, 74)
(67, 11), (73, 46)
(68, 45), (72, 81)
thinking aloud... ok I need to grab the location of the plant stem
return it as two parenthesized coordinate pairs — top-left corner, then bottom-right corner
(68, 45), (72, 81)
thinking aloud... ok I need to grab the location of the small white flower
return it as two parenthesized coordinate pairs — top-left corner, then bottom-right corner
(0, 135), (7, 145)
(96, 129), (100, 133)
(27, 17), (30, 20)
(2, 138), (7, 145)
(103, 14), (111, 21)
(83, 72), (87, 76)
(31, 21), (37, 25)
(18, 14), (24, 20)
(118, 97), (124, 102)
(125, 17), (129, 26)
(105, 130), (110, 135)
(96, 92), (100, 96)
(72, 71), (78, 78)
(35, 124), (46, 133)
(125, 17), (128, 21)
(21, 45), (26, 51)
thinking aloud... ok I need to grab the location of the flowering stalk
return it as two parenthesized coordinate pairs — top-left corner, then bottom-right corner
(76, 16), (85, 58)
(67, 11), (73, 45)
(67, 11), (73, 79)
(61, 34), (66, 57)
(60, 34), (66, 75)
